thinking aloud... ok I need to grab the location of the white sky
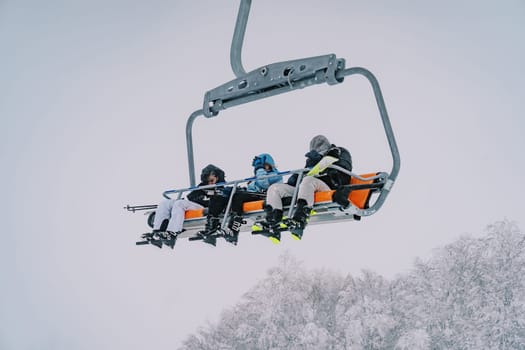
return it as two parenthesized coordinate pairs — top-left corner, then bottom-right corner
(1, 1), (524, 349)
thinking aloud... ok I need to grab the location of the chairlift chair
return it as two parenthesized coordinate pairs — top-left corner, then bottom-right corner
(126, 0), (400, 247)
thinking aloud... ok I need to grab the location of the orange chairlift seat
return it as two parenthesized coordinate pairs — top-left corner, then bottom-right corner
(183, 172), (378, 220)
(168, 171), (385, 239)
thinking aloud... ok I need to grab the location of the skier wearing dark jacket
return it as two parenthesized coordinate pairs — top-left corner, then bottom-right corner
(187, 164), (227, 210)
(264, 135), (352, 240)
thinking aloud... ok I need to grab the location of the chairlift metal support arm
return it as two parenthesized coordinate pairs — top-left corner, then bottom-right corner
(230, 0), (251, 77)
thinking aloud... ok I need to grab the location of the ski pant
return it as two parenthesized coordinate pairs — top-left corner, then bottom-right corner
(297, 176), (331, 207)
(153, 198), (203, 233)
(266, 176), (330, 209)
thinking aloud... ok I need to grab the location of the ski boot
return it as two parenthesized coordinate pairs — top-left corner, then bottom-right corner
(137, 219), (170, 247)
(251, 206), (285, 244)
(197, 216), (221, 246)
(146, 230), (180, 249)
(289, 199), (312, 240)
(161, 230), (182, 249)
(146, 230), (166, 248)
(224, 215), (244, 245)
(137, 229), (163, 248)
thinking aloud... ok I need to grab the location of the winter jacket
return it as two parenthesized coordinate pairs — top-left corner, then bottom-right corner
(287, 144), (352, 189)
(247, 167), (283, 192)
(317, 145), (352, 189)
(186, 164), (227, 207)
(247, 153), (283, 192)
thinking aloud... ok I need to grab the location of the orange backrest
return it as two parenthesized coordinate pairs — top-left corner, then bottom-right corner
(349, 172), (377, 209)
(312, 172), (377, 209)
(313, 190), (335, 203)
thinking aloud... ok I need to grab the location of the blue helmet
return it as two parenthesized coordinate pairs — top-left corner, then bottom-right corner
(252, 153), (276, 170)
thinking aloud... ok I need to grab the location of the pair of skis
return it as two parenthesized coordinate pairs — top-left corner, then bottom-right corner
(136, 218), (305, 249)
(136, 228), (239, 249)
(188, 228), (239, 247)
(251, 218), (304, 243)
(136, 231), (178, 249)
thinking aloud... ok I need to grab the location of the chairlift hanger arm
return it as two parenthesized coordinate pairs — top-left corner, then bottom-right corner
(185, 109), (204, 186)
(188, 65), (400, 189)
(335, 67), (400, 182)
(230, 0), (251, 77)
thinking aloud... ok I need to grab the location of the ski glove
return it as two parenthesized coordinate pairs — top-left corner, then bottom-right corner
(304, 150), (323, 167)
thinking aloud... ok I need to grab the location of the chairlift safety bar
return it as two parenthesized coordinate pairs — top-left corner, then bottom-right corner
(125, 168), (387, 229)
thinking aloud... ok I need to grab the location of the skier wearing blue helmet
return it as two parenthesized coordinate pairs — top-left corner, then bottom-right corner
(247, 153), (281, 192)
(201, 153), (282, 244)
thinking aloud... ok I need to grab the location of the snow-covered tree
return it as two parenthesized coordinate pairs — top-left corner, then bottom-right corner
(179, 220), (525, 350)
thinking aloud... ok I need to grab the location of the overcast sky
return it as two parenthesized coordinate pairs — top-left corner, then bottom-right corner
(1, 1), (524, 349)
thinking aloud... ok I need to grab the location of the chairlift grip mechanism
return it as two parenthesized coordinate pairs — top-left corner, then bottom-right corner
(203, 54), (345, 118)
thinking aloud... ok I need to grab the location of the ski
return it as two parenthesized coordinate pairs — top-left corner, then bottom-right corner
(251, 219), (291, 243)
(136, 231), (178, 249)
